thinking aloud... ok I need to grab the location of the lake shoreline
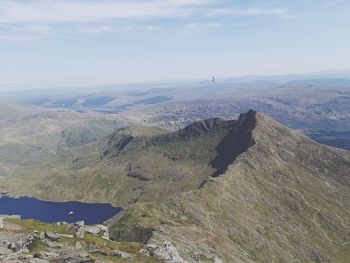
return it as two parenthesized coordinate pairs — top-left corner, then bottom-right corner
(0, 191), (124, 209)
(0, 194), (122, 225)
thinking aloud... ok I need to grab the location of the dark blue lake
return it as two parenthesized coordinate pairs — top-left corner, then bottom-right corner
(0, 194), (122, 224)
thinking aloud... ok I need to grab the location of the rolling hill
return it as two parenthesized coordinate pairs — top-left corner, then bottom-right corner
(0, 100), (131, 179)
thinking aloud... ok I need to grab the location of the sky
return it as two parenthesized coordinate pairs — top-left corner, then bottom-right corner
(0, 0), (350, 91)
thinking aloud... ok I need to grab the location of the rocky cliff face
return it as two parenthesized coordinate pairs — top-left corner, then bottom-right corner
(108, 111), (350, 263)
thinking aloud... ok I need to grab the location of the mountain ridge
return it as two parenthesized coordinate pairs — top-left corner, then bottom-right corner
(1, 111), (250, 206)
(107, 110), (350, 262)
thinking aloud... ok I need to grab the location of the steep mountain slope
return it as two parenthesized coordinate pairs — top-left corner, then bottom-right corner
(108, 111), (350, 262)
(1, 113), (258, 207)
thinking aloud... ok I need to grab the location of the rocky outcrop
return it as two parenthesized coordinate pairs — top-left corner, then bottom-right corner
(0, 218), (160, 262)
(7, 233), (38, 252)
(150, 241), (187, 263)
(101, 134), (137, 159)
(110, 250), (133, 260)
(209, 110), (256, 177)
(69, 221), (84, 239)
(44, 232), (61, 242)
(53, 250), (94, 263)
(84, 225), (109, 240)
(0, 247), (12, 256)
(110, 223), (154, 244)
(178, 118), (235, 138)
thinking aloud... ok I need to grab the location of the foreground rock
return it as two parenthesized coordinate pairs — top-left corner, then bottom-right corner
(84, 225), (109, 240)
(7, 233), (39, 252)
(69, 221), (85, 239)
(53, 250), (94, 263)
(0, 247), (12, 256)
(0, 218), (162, 263)
(150, 241), (187, 263)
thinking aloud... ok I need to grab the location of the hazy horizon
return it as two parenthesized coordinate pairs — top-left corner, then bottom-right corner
(1, 0), (350, 91)
(0, 68), (349, 93)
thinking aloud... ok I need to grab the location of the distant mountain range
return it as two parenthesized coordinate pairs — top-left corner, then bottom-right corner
(2, 73), (349, 152)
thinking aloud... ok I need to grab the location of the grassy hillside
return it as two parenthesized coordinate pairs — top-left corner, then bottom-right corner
(108, 111), (350, 262)
(1, 113), (256, 207)
(0, 100), (131, 176)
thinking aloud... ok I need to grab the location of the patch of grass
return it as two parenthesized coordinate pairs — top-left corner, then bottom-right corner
(28, 239), (45, 252)
(4, 218), (71, 235)
(92, 253), (165, 263)
(84, 233), (143, 253)
(197, 254), (215, 263)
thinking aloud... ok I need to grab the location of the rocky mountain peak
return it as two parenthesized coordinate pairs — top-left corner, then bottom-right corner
(178, 117), (235, 137)
(108, 111), (350, 263)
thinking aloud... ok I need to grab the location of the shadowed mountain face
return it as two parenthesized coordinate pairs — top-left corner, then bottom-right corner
(210, 110), (256, 177)
(102, 112), (257, 176)
(1, 110), (260, 208)
(108, 111), (350, 263)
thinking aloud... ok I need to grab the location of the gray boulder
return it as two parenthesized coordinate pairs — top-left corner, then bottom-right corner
(1, 252), (33, 262)
(7, 234), (37, 252)
(70, 221), (85, 239)
(139, 248), (151, 257)
(45, 232), (61, 242)
(33, 251), (59, 260)
(151, 241), (186, 263)
(84, 225), (109, 240)
(30, 258), (50, 263)
(54, 250), (94, 263)
(111, 250), (133, 259)
(0, 246), (12, 256)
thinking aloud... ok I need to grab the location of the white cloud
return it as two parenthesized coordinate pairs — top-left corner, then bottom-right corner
(20, 25), (53, 34)
(1, 24), (53, 34)
(185, 22), (221, 29)
(207, 8), (289, 17)
(81, 26), (112, 34)
(0, 0), (291, 36)
(0, 0), (291, 43)
(121, 25), (162, 31)
(0, 34), (39, 43)
(0, 80), (18, 85)
(0, 0), (216, 24)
